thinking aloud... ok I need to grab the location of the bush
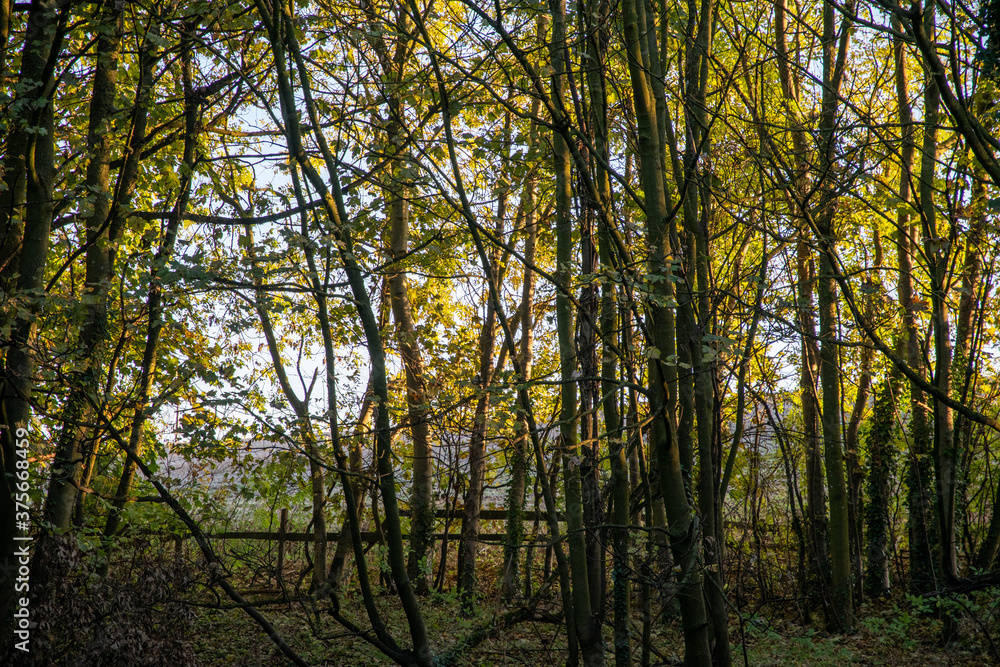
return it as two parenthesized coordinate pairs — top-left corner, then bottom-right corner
(30, 535), (196, 666)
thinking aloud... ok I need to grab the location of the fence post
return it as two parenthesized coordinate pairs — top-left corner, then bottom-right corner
(277, 508), (288, 584)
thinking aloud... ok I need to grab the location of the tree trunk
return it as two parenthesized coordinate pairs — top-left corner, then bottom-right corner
(845, 225), (878, 603)
(46, 0), (124, 529)
(328, 393), (371, 591)
(102, 28), (197, 545)
(295, 172), (384, 629)
(799, 243), (830, 614)
(458, 281), (497, 610)
(581, 0), (628, 658)
(257, 2), (431, 658)
(917, 1), (958, 585)
(954, 157), (987, 546)
(459, 111), (514, 610)
(683, 0), (730, 659)
(623, 0), (712, 662)
(775, 0), (830, 617)
(865, 379), (895, 598)
(577, 160), (605, 620)
(386, 172), (436, 595)
(549, 2), (601, 663)
(501, 158), (539, 599)
(965, 170), (995, 572)
(0, 0), (64, 642)
(815, 0), (855, 630)
(890, 11), (938, 595)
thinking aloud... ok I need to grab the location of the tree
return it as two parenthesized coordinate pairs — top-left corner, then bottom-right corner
(621, 0), (713, 661)
(0, 0), (69, 638)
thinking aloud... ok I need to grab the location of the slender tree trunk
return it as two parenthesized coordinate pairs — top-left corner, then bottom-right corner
(328, 393), (371, 591)
(549, 2), (601, 663)
(458, 284), (497, 610)
(604, 272), (630, 667)
(798, 243), (829, 614)
(845, 331), (872, 605)
(845, 228), (879, 603)
(625, 302), (659, 657)
(581, 0), (629, 658)
(890, 11), (938, 595)
(102, 27), (198, 543)
(959, 169), (986, 570)
(386, 164), (436, 595)
(634, 9), (685, 625)
(502, 162), (539, 599)
(721, 244), (768, 503)
(682, 0), (730, 659)
(775, 0), (830, 617)
(578, 191), (604, 627)
(966, 170), (997, 572)
(0, 0), (65, 642)
(770, 399), (811, 619)
(815, 0), (854, 630)
(954, 141), (988, 513)
(865, 379), (895, 598)
(355, 0), (435, 597)
(256, 2), (431, 659)
(570, 10), (608, 603)
(623, 0), (712, 662)
(917, 1), (958, 585)
(46, 0), (123, 530)
(294, 179), (386, 631)
(458, 111), (514, 610)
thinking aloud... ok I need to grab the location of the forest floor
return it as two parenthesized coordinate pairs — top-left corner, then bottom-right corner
(57, 538), (995, 665)
(186, 590), (1000, 666)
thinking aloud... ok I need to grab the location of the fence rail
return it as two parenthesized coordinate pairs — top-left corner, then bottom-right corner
(152, 508), (777, 550)
(204, 530), (515, 544)
(155, 507), (561, 549)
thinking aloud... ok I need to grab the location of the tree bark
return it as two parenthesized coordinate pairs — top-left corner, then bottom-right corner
(889, 10), (938, 595)
(623, 0), (712, 662)
(0, 0), (65, 642)
(814, 0), (855, 630)
(845, 226), (878, 603)
(374, 40), (437, 594)
(683, 0), (730, 659)
(775, 0), (830, 616)
(458, 259), (498, 610)
(550, 1), (600, 662)
(865, 379), (895, 598)
(916, 1), (958, 585)
(386, 174), (436, 595)
(46, 0), (124, 530)
(581, 0), (629, 659)
(501, 138), (539, 599)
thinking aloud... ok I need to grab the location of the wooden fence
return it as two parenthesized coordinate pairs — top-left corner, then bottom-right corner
(200, 507), (562, 546)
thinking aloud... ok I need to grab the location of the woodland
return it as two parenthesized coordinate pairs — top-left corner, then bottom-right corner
(1, 0), (1000, 665)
